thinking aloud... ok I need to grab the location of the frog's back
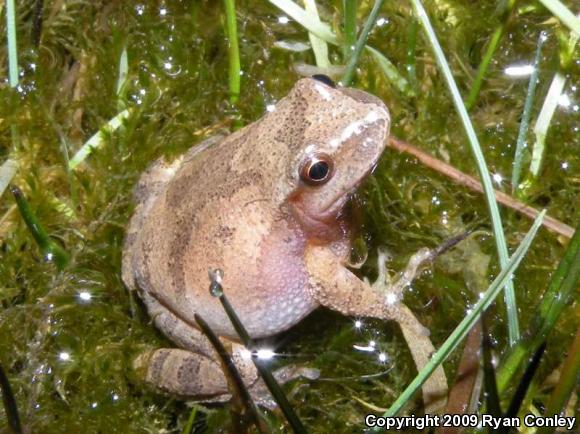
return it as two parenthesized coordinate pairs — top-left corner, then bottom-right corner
(125, 120), (317, 340)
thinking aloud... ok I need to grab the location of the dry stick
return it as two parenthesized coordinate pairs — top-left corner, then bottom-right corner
(388, 137), (574, 240)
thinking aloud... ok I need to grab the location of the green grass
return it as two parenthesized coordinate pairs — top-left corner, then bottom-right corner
(1, 1), (578, 432)
(410, 0), (520, 346)
(511, 32), (545, 194)
(223, 0), (241, 105)
(383, 211), (545, 417)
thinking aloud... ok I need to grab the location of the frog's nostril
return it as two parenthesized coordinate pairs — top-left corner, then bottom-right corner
(311, 74), (336, 88)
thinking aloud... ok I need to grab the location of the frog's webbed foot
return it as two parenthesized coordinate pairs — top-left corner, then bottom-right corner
(370, 247), (433, 297)
(370, 247), (448, 413)
(246, 365), (321, 410)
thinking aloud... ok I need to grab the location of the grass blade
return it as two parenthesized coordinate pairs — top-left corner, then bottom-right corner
(496, 221), (579, 393)
(223, 0), (241, 104)
(511, 32), (546, 193)
(31, 0), (44, 47)
(68, 109), (131, 170)
(11, 185), (69, 270)
(208, 270), (307, 434)
(465, 0), (516, 110)
(0, 362), (22, 434)
(5, 0), (21, 150)
(343, 0), (357, 59)
(269, 0), (410, 93)
(116, 45), (129, 110)
(304, 0), (330, 68)
(481, 319), (502, 418)
(410, 0), (520, 345)
(382, 211), (545, 417)
(537, 330), (580, 434)
(528, 31), (577, 180)
(366, 46), (413, 97)
(341, 0), (385, 86)
(5, 0), (18, 87)
(537, 0), (580, 36)
(503, 342), (546, 420)
(0, 159), (18, 198)
(268, 0), (338, 44)
(528, 72), (566, 179)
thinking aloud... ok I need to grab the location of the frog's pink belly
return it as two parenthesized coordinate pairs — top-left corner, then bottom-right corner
(145, 281), (318, 344)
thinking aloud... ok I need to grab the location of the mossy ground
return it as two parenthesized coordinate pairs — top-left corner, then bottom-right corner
(0, 1), (578, 433)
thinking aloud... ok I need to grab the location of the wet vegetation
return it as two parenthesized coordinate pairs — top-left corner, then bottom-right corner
(0, 0), (578, 433)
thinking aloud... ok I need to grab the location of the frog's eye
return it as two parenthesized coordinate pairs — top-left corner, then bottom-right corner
(299, 153), (334, 185)
(312, 74), (336, 88)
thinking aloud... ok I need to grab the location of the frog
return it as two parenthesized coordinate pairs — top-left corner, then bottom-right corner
(122, 76), (447, 412)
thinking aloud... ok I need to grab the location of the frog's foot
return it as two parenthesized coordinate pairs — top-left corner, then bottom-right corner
(371, 247), (433, 298)
(371, 248), (448, 413)
(246, 364), (321, 410)
(373, 232), (471, 298)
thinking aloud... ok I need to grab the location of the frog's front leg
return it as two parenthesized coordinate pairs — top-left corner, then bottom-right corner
(305, 243), (447, 413)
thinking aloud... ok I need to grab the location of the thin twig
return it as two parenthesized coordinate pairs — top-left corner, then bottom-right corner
(388, 137), (574, 239)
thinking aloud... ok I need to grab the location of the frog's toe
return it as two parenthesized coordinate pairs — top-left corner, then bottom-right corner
(247, 364), (320, 410)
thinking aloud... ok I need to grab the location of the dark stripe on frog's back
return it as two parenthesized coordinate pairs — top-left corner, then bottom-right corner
(274, 94), (310, 152)
(165, 129), (265, 297)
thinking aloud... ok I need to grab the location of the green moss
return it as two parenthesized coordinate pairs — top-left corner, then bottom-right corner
(0, 1), (577, 432)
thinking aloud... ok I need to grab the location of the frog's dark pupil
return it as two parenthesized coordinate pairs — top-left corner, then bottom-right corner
(312, 74), (335, 88)
(309, 161), (329, 180)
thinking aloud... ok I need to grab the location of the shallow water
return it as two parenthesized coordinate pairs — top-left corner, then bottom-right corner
(0, 1), (578, 432)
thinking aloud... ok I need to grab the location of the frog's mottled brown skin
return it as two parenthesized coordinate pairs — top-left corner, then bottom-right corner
(123, 77), (447, 410)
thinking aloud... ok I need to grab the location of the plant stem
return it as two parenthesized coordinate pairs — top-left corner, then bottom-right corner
(341, 0), (385, 86)
(6, 0), (19, 87)
(223, 0), (241, 104)
(0, 363), (22, 434)
(496, 221), (579, 393)
(511, 32), (546, 193)
(343, 0), (357, 59)
(465, 0), (515, 110)
(208, 271), (307, 434)
(11, 185), (69, 270)
(537, 329), (580, 434)
(410, 0), (520, 345)
(537, 0), (580, 36)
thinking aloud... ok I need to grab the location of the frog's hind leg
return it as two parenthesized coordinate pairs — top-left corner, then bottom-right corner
(134, 292), (318, 404)
(133, 291), (260, 398)
(134, 347), (230, 398)
(122, 136), (223, 291)
(122, 155), (184, 291)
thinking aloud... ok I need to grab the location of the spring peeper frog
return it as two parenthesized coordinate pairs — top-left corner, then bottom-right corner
(122, 76), (447, 410)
